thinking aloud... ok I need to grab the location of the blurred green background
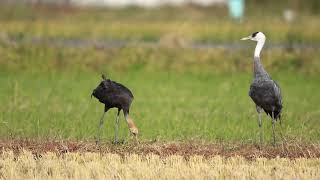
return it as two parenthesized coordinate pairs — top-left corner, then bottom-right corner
(0, 0), (319, 144)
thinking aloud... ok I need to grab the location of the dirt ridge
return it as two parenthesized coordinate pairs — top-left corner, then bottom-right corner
(1, 139), (319, 159)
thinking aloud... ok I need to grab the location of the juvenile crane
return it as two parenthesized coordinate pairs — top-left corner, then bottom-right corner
(91, 74), (138, 144)
(241, 32), (283, 147)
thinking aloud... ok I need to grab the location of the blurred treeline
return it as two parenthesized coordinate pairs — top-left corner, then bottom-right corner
(0, 0), (319, 74)
(0, 0), (319, 20)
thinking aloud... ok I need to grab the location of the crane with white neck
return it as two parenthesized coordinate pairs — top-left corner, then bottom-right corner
(241, 32), (283, 147)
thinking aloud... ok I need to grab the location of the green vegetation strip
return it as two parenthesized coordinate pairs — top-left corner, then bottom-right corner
(0, 5), (320, 43)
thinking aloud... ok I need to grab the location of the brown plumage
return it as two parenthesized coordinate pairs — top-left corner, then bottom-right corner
(92, 74), (138, 144)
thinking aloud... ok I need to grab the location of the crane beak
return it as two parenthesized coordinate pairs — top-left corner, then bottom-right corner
(241, 36), (251, 40)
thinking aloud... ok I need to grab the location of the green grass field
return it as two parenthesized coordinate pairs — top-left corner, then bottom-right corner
(0, 4), (320, 145)
(1, 69), (319, 143)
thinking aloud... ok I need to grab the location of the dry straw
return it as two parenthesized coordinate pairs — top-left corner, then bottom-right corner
(0, 150), (319, 179)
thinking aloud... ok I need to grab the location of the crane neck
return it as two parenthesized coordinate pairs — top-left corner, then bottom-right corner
(253, 39), (269, 78)
(253, 56), (269, 79)
(254, 39), (265, 58)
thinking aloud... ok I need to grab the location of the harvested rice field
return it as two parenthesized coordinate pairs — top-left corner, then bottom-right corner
(0, 151), (319, 179)
(0, 140), (320, 179)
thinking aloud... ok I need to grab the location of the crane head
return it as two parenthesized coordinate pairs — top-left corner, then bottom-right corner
(241, 32), (266, 42)
(92, 74), (111, 100)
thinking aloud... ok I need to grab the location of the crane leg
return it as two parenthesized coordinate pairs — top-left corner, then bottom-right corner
(96, 112), (106, 145)
(96, 107), (109, 146)
(272, 111), (276, 147)
(124, 111), (139, 143)
(258, 112), (263, 148)
(256, 106), (263, 148)
(114, 109), (121, 144)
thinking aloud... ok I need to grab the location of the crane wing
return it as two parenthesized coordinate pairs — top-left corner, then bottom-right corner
(249, 79), (282, 119)
(272, 80), (282, 107)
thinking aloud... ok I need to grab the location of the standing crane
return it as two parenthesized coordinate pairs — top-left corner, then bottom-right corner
(241, 32), (283, 147)
(91, 74), (138, 145)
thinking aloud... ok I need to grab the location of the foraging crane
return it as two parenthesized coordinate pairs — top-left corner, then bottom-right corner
(241, 32), (283, 147)
(91, 74), (138, 144)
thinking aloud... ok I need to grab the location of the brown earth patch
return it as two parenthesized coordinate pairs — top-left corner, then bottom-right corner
(0, 139), (319, 159)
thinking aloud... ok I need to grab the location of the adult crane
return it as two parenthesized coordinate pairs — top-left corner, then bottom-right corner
(241, 32), (283, 147)
(91, 74), (138, 145)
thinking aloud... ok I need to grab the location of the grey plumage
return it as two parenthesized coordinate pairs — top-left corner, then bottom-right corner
(249, 56), (282, 120)
(241, 32), (283, 147)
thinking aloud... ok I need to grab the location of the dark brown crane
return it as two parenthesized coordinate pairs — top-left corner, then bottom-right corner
(91, 74), (138, 144)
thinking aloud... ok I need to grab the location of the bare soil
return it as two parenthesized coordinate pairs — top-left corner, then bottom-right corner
(0, 139), (319, 159)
